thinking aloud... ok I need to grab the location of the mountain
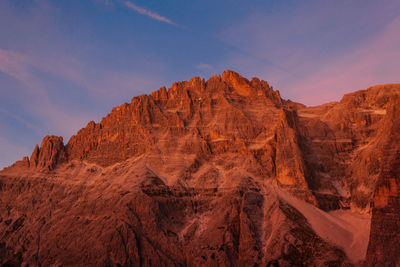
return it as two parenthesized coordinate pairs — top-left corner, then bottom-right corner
(1, 70), (399, 266)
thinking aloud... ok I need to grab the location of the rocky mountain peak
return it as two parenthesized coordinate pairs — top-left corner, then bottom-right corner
(63, 71), (286, 167)
(2, 73), (400, 266)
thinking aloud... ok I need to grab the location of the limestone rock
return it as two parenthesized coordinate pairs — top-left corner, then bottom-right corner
(29, 136), (66, 170)
(365, 96), (400, 266)
(1, 71), (400, 265)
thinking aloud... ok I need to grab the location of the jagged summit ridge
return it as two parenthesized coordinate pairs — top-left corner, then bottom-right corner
(8, 72), (400, 209)
(2, 71), (400, 266)
(62, 70), (316, 200)
(10, 70), (316, 204)
(63, 70), (283, 165)
(7, 72), (400, 208)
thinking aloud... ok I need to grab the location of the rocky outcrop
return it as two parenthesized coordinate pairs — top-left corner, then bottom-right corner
(29, 136), (66, 171)
(1, 71), (399, 265)
(4, 135), (66, 172)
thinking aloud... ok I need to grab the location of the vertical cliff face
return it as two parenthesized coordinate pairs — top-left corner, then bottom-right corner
(63, 70), (316, 202)
(1, 71), (399, 266)
(295, 84), (399, 212)
(36, 136), (66, 170)
(4, 136), (66, 172)
(366, 97), (400, 266)
(65, 71), (283, 167)
(273, 108), (317, 204)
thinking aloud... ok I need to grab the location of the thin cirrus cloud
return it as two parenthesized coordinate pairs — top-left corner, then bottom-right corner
(124, 1), (178, 26)
(0, 49), (32, 84)
(0, 47), (160, 136)
(218, 3), (400, 106)
(196, 63), (214, 71)
(0, 107), (43, 135)
(0, 45), (161, 169)
(0, 48), (93, 138)
(290, 15), (400, 105)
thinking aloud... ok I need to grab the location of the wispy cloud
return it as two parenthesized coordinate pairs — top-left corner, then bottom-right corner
(289, 15), (400, 105)
(0, 48), (92, 139)
(196, 63), (214, 71)
(0, 49), (31, 83)
(0, 108), (43, 135)
(219, 2), (400, 106)
(0, 0), (168, 167)
(124, 1), (177, 26)
(0, 47), (160, 140)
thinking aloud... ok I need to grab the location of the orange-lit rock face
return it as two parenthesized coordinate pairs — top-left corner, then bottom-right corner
(1, 71), (400, 266)
(27, 136), (66, 170)
(66, 70), (283, 168)
(63, 70), (316, 203)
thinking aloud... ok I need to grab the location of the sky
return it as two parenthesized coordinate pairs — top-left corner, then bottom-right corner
(1, 0), (400, 169)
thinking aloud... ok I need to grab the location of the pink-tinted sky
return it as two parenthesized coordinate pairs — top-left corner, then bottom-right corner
(0, 0), (399, 168)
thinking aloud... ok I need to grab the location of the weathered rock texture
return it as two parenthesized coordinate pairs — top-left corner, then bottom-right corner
(0, 71), (399, 266)
(29, 136), (66, 170)
(365, 96), (400, 266)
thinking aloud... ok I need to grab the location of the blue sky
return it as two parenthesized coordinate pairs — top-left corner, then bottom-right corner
(1, 0), (400, 168)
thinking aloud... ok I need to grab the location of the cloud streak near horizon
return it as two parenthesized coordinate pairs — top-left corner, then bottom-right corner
(124, 1), (178, 26)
